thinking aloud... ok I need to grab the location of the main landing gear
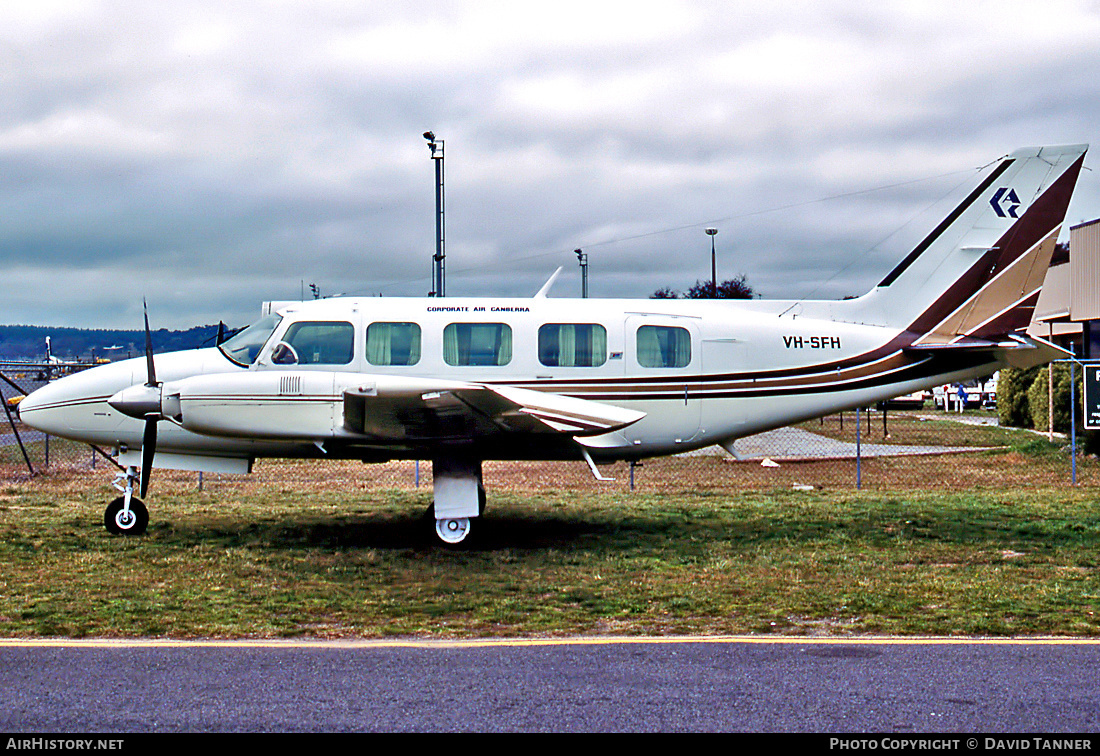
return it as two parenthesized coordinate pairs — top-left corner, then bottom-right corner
(105, 465), (149, 536)
(429, 457), (486, 547)
(435, 516), (471, 545)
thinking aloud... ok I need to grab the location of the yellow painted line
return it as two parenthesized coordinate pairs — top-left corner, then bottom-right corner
(2, 636), (1100, 649)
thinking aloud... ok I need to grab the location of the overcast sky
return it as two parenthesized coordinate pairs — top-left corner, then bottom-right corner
(3, 0), (1100, 330)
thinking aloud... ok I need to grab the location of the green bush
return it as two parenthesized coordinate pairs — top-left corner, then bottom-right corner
(1025, 363), (1081, 434)
(998, 366), (1039, 428)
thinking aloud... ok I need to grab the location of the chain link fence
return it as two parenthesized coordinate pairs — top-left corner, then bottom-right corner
(5, 365), (1095, 496)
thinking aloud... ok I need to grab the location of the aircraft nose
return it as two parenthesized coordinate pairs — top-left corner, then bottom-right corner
(17, 360), (138, 439)
(16, 382), (70, 436)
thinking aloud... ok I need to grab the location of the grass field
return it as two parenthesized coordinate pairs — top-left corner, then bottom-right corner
(2, 426), (1099, 639)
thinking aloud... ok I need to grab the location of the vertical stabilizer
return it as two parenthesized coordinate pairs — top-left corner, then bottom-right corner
(855, 144), (1087, 343)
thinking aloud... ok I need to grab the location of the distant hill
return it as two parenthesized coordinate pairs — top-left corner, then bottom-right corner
(0, 324), (235, 362)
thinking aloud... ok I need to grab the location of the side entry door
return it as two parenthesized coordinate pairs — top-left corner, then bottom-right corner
(622, 315), (702, 449)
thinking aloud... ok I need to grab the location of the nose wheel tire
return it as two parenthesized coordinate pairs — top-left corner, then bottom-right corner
(435, 517), (471, 546)
(105, 496), (149, 536)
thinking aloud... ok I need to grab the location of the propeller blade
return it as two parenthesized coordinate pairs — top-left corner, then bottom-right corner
(139, 300), (161, 499)
(140, 415), (157, 499)
(216, 321), (226, 345)
(143, 299), (157, 387)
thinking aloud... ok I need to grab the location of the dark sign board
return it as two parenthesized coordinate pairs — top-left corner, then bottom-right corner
(1085, 365), (1100, 430)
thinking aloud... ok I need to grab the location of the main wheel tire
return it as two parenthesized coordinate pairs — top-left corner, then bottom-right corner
(434, 517), (471, 546)
(104, 496), (149, 536)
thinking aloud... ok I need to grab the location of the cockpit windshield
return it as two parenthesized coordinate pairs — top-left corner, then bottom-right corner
(218, 314), (282, 367)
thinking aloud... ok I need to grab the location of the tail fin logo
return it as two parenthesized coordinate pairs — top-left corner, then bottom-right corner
(990, 187), (1022, 218)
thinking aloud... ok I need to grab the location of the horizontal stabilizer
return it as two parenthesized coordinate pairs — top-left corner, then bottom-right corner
(905, 339), (1005, 351)
(905, 333), (1069, 372)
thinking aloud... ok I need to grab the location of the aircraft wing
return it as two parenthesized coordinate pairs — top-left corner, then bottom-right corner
(343, 380), (645, 442)
(154, 371), (644, 444)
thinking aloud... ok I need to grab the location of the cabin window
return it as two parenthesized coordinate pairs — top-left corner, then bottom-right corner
(443, 323), (512, 366)
(636, 325), (691, 368)
(538, 323), (607, 367)
(219, 313), (282, 366)
(271, 321), (354, 365)
(366, 322), (421, 366)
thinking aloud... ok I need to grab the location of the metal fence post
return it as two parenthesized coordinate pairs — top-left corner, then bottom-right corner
(856, 407), (862, 490)
(1071, 357), (1078, 485)
(1055, 353), (1099, 486)
(1, 387), (34, 475)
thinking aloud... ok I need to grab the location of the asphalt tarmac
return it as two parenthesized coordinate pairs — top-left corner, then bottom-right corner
(1, 637), (1098, 733)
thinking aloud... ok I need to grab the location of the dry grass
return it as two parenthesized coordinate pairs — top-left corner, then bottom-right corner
(2, 417), (1098, 639)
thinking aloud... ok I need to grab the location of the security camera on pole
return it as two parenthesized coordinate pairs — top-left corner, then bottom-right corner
(424, 131), (445, 297)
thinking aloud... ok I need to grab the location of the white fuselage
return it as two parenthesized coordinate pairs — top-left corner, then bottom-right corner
(19, 293), (1016, 467)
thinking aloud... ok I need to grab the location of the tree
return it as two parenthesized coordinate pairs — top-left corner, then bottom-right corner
(650, 274), (755, 300)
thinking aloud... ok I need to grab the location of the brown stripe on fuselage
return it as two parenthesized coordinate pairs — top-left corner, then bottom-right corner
(503, 348), (927, 401)
(555, 348), (996, 401)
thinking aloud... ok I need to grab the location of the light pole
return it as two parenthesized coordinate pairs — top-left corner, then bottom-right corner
(705, 228), (718, 295)
(424, 131), (445, 297)
(575, 248), (588, 298)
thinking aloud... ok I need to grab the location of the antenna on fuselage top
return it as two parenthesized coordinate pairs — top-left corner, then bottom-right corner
(535, 267), (564, 299)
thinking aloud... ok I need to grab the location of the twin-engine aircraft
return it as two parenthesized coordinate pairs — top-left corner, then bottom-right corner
(18, 144), (1088, 545)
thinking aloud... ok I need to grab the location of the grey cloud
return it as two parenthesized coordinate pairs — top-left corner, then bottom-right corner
(1, 1), (1099, 329)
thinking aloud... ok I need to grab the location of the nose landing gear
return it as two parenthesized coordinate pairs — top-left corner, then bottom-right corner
(105, 495), (148, 535)
(105, 465), (149, 536)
